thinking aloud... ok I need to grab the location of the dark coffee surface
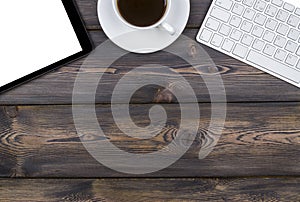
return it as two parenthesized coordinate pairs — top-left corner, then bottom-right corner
(117, 0), (167, 27)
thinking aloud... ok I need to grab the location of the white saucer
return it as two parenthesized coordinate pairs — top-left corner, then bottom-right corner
(97, 0), (190, 54)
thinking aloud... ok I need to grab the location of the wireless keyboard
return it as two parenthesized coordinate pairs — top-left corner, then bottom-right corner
(197, 0), (300, 88)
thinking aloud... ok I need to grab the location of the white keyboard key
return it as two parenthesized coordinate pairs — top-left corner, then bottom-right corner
(288, 28), (300, 41)
(252, 25), (264, 37)
(285, 54), (298, 66)
(295, 8), (300, 16)
(241, 20), (253, 32)
(274, 35), (286, 47)
(206, 18), (221, 31)
(274, 49), (287, 60)
(233, 44), (248, 58)
(222, 38), (235, 52)
(232, 3), (245, 15)
(296, 47), (300, 56)
(243, 8), (256, 20)
(271, 0), (283, 7)
(265, 4), (278, 17)
(283, 3), (295, 12)
(230, 29), (243, 40)
(254, 0), (267, 12)
(285, 40), (298, 52)
(199, 29), (213, 42)
(287, 14), (300, 27)
(211, 7), (231, 22)
(253, 39), (265, 51)
(230, 16), (242, 27)
(263, 30), (275, 42)
(254, 13), (267, 25)
(263, 44), (276, 56)
(215, 0), (234, 10)
(297, 60), (300, 69)
(276, 23), (289, 35)
(247, 50), (300, 83)
(265, 18), (278, 30)
(211, 34), (224, 47)
(241, 34), (254, 46)
(243, 0), (255, 7)
(276, 9), (289, 22)
(219, 24), (232, 36)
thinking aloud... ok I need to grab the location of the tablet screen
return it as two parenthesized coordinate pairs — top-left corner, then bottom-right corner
(0, 0), (83, 88)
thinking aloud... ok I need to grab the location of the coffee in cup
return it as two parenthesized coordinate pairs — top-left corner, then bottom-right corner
(117, 0), (167, 27)
(113, 0), (175, 35)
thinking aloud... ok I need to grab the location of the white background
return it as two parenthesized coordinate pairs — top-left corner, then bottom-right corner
(0, 0), (82, 87)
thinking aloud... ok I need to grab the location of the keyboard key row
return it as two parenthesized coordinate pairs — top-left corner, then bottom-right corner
(210, 5), (300, 38)
(247, 50), (300, 83)
(206, 21), (298, 51)
(206, 12), (300, 49)
(199, 29), (300, 72)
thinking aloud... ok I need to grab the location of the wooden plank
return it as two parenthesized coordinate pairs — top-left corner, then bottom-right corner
(0, 178), (299, 201)
(0, 103), (299, 177)
(1, 29), (299, 105)
(76, 0), (211, 29)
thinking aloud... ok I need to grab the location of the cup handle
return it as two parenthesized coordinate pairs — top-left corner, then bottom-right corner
(158, 22), (176, 35)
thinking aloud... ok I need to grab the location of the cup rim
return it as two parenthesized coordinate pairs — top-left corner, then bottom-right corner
(112, 0), (171, 30)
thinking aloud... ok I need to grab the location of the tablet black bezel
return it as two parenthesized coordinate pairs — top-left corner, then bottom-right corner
(0, 0), (93, 94)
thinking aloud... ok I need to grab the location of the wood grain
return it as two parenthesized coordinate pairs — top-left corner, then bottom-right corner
(1, 29), (299, 105)
(0, 103), (299, 177)
(0, 178), (299, 201)
(0, 0), (299, 200)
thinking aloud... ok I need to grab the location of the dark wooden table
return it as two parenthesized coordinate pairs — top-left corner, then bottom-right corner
(0, 0), (299, 201)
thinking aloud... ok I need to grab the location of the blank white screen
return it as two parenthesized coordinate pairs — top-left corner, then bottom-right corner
(0, 0), (82, 88)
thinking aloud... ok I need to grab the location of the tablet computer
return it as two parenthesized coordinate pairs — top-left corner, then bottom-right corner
(0, 0), (93, 93)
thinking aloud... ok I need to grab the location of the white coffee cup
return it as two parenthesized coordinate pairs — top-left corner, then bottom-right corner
(112, 0), (176, 35)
